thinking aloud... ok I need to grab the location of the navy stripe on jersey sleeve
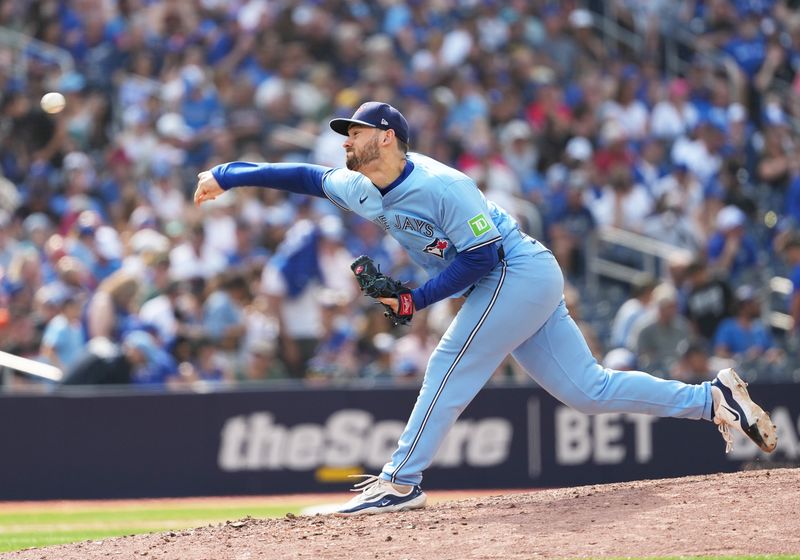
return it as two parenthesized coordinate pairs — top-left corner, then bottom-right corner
(211, 162), (331, 198)
(464, 235), (502, 252)
(411, 242), (500, 310)
(320, 169), (352, 212)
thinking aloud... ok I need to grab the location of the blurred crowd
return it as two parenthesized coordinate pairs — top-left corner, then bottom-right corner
(1, 0), (800, 390)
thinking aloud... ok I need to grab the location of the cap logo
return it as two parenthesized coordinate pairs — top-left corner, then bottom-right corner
(381, 118), (388, 126)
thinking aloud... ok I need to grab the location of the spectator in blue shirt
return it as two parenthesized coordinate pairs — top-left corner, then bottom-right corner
(707, 205), (758, 281)
(713, 285), (776, 360)
(180, 65), (224, 166)
(202, 271), (249, 350)
(785, 173), (800, 226)
(123, 330), (177, 386)
(723, 12), (766, 79)
(780, 232), (800, 334)
(39, 288), (86, 370)
(547, 171), (596, 279)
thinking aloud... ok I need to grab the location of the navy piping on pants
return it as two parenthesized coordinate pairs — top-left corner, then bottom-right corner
(390, 260), (508, 483)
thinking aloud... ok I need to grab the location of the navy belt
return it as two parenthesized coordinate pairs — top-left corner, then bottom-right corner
(464, 245), (505, 298)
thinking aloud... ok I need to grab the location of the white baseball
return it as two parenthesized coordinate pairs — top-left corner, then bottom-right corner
(40, 92), (66, 114)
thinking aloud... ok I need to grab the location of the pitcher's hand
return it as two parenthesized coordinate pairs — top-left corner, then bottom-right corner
(194, 170), (225, 205)
(378, 297), (399, 313)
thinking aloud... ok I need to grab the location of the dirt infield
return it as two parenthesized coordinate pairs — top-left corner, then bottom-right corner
(4, 468), (800, 560)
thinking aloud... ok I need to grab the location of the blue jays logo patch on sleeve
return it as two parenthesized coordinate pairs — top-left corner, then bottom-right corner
(423, 238), (449, 258)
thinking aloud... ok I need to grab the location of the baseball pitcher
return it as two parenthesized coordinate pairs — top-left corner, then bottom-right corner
(194, 102), (777, 516)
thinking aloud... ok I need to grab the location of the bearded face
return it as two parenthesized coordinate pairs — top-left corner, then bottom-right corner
(346, 131), (381, 172)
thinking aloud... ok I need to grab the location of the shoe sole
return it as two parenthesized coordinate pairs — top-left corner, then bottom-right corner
(720, 369), (777, 453)
(336, 493), (427, 516)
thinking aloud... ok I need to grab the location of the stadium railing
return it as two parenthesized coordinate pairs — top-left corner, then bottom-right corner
(769, 276), (795, 332)
(0, 350), (63, 386)
(585, 226), (693, 290)
(0, 26), (74, 82)
(590, 5), (799, 129)
(587, 226), (795, 338)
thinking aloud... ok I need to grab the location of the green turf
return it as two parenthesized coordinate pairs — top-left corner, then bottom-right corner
(0, 528), (154, 551)
(0, 505), (298, 526)
(2, 506), (799, 557)
(0, 504), (303, 552)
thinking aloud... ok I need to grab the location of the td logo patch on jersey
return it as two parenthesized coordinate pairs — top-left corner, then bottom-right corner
(423, 238), (449, 258)
(468, 213), (492, 237)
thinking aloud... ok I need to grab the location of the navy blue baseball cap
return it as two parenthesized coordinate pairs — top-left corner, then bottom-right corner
(329, 102), (410, 144)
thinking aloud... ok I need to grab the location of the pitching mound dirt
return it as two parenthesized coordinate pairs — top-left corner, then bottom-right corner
(5, 468), (800, 559)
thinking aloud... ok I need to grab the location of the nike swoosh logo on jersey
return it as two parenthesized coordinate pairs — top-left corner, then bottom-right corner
(359, 194), (368, 204)
(721, 403), (740, 423)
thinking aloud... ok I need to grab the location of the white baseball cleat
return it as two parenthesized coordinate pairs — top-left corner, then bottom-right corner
(711, 368), (777, 454)
(336, 475), (427, 516)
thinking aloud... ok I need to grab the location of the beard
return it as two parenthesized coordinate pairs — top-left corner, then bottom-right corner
(345, 135), (380, 171)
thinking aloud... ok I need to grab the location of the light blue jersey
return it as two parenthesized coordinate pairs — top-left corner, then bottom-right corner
(322, 153), (544, 292)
